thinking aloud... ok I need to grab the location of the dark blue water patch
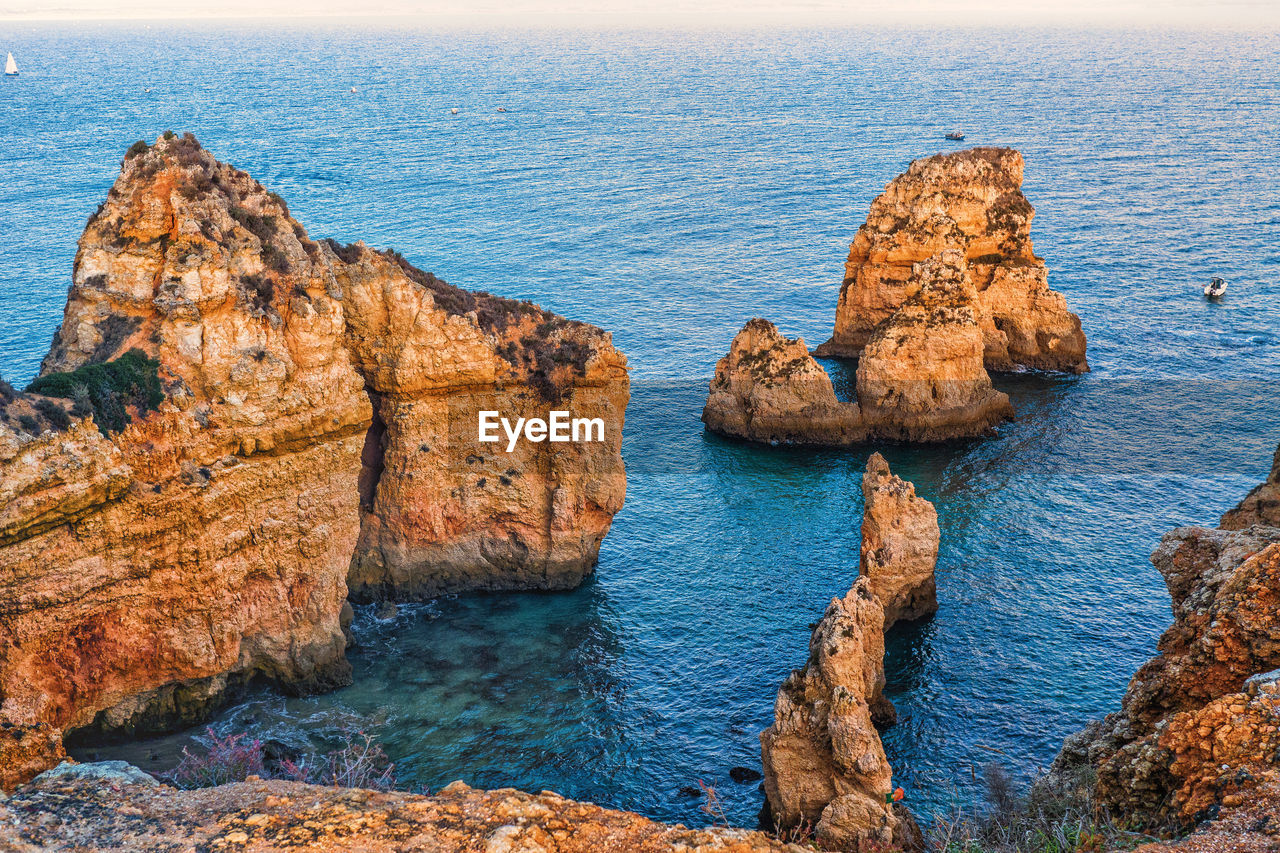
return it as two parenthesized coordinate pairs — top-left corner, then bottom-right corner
(9, 23), (1278, 831)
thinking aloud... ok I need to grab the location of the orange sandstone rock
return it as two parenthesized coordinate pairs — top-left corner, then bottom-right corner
(701, 319), (864, 445)
(0, 134), (628, 781)
(814, 147), (1087, 375)
(702, 254), (1012, 446)
(760, 578), (918, 851)
(855, 251), (1014, 441)
(0, 723), (66, 793)
(859, 453), (939, 628)
(1052, 459), (1280, 829)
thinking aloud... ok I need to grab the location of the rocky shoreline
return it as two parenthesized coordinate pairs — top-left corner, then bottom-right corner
(2, 136), (1277, 853)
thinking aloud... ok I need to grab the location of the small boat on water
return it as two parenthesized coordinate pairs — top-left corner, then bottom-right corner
(945, 129), (965, 141)
(1205, 277), (1228, 299)
(450, 107), (460, 115)
(5, 53), (18, 76)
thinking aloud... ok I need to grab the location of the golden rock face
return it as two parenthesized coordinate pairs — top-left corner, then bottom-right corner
(0, 134), (629, 778)
(702, 252), (1014, 445)
(815, 146), (1088, 375)
(858, 453), (939, 629)
(759, 577), (912, 850)
(1052, 454), (1280, 830)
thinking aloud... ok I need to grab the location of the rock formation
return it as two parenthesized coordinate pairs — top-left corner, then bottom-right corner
(0, 769), (802, 852)
(859, 453), (939, 628)
(1221, 443), (1280, 529)
(0, 133), (628, 785)
(1052, 445), (1280, 828)
(814, 147), (1088, 375)
(0, 723), (66, 793)
(702, 253), (1012, 445)
(701, 319), (864, 445)
(855, 251), (1014, 442)
(760, 578), (918, 850)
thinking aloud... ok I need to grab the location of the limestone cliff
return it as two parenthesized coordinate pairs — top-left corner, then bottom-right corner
(0, 768), (802, 852)
(814, 147), (1088, 375)
(1221, 443), (1280, 529)
(0, 134), (628, 778)
(759, 578), (919, 851)
(859, 453), (939, 628)
(1052, 447), (1280, 828)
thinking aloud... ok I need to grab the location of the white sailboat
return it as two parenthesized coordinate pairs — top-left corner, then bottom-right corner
(4, 53), (18, 76)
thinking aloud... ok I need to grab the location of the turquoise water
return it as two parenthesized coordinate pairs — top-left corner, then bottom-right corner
(2, 23), (1279, 828)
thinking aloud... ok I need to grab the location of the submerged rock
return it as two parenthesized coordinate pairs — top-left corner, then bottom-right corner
(1051, 445), (1280, 828)
(759, 577), (918, 850)
(814, 146), (1088, 375)
(0, 774), (801, 852)
(859, 453), (939, 628)
(0, 133), (628, 783)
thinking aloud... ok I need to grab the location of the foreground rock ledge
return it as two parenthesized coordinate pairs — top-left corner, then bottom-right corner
(0, 133), (628, 769)
(0, 769), (802, 852)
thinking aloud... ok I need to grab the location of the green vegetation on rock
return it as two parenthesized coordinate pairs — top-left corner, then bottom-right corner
(27, 349), (164, 435)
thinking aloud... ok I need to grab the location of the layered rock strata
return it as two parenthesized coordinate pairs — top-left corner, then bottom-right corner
(0, 134), (628, 782)
(0, 768), (802, 852)
(1053, 448), (1280, 828)
(759, 578), (918, 850)
(859, 453), (939, 628)
(702, 253), (1012, 445)
(814, 147), (1088, 375)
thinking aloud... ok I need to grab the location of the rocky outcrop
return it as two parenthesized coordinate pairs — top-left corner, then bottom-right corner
(701, 319), (864, 445)
(0, 769), (802, 852)
(814, 147), (1088, 375)
(0, 723), (66, 793)
(855, 252), (1014, 441)
(0, 134), (628, 782)
(1129, 777), (1280, 853)
(859, 454), (938, 628)
(1052, 447), (1280, 829)
(1221, 443), (1280, 529)
(703, 253), (1012, 445)
(760, 578), (918, 850)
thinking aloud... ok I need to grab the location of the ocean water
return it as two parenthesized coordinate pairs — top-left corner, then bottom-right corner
(2, 23), (1279, 829)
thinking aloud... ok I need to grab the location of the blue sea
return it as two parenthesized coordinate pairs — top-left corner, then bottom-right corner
(1, 22), (1278, 829)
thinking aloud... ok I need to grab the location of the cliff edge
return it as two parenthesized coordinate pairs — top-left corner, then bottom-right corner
(0, 134), (628, 780)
